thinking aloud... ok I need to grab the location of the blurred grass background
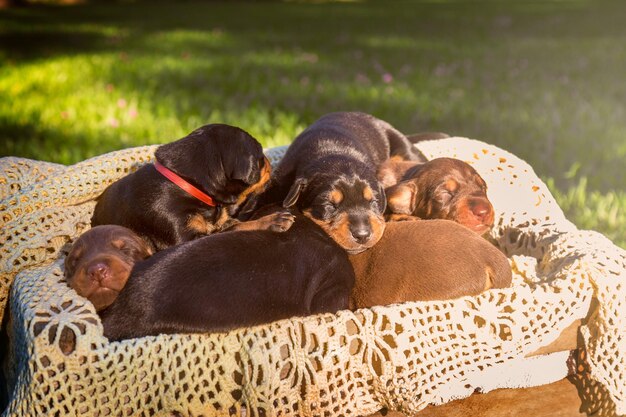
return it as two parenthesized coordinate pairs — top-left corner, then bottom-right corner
(0, 0), (624, 247)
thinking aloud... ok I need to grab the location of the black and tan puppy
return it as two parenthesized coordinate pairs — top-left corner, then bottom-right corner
(349, 220), (511, 308)
(379, 157), (495, 235)
(64, 225), (153, 311)
(256, 112), (425, 254)
(92, 124), (292, 251)
(67, 212), (354, 341)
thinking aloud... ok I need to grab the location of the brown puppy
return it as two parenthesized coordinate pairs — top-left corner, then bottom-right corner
(349, 220), (511, 308)
(379, 157), (494, 235)
(92, 124), (292, 251)
(64, 225), (153, 311)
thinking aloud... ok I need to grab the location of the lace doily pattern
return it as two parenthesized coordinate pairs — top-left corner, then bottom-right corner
(0, 138), (624, 416)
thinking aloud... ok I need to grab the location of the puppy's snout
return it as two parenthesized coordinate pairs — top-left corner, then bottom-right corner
(469, 199), (492, 222)
(349, 222), (372, 244)
(87, 262), (110, 283)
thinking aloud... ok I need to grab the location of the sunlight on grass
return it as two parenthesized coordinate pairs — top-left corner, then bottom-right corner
(549, 177), (626, 248)
(1, 0), (625, 247)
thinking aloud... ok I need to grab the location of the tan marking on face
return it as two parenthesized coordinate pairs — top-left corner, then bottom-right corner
(303, 210), (354, 250)
(236, 156), (272, 206)
(303, 209), (385, 253)
(368, 213), (386, 247)
(445, 179), (459, 193)
(363, 186), (373, 201)
(110, 239), (126, 250)
(110, 236), (153, 258)
(330, 189), (344, 205)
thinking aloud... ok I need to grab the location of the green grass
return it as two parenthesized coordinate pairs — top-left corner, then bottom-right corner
(0, 0), (624, 247)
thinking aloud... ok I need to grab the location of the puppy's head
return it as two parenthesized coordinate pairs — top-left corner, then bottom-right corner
(155, 124), (271, 214)
(386, 157), (494, 234)
(64, 225), (152, 311)
(283, 171), (386, 254)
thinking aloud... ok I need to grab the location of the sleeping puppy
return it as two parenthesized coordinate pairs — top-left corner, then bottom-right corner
(66, 213), (354, 341)
(379, 157), (495, 235)
(64, 225), (153, 312)
(349, 220), (512, 308)
(92, 124), (292, 251)
(256, 112), (425, 254)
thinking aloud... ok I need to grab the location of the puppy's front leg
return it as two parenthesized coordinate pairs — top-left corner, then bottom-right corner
(226, 210), (295, 233)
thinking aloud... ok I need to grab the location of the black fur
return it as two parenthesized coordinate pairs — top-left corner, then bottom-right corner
(99, 213), (354, 341)
(91, 124), (267, 251)
(254, 112), (424, 254)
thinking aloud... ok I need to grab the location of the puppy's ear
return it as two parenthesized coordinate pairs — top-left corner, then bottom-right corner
(64, 243), (82, 280)
(377, 183), (387, 213)
(113, 235), (153, 261)
(385, 182), (418, 215)
(130, 236), (153, 260)
(283, 178), (307, 208)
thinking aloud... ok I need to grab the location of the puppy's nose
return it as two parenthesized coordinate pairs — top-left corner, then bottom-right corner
(87, 262), (109, 283)
(350, 225), (372, 244)
(470, 201), (491, 222)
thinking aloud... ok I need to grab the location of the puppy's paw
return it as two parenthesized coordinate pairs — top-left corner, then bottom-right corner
(267, 210), (295, 233)
(228, 211), (295, 233)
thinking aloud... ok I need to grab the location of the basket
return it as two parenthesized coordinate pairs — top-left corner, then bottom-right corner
(0, 137), (624, 417)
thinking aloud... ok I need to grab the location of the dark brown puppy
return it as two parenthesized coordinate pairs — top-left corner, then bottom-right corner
(82, 212), (355, 341)
(65, 225), (153, 311)
(379, 157), (495, 235)
(92, 124), (291, 251)
(349, 220), (511, 308)
(256, 112), (425, 254)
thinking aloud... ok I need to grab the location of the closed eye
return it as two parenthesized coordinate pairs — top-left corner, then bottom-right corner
(438, 188), (454, 204)
(112, 239), (138, 257)
(324, 202), (338, 212)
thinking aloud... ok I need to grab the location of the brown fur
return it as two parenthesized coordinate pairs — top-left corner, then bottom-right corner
(64, 225), (153, 311)
(381, 157), (495, 235)
(378, 159), (420, 189)
(228, 210), (295, 232)
(186, 213), (215, 235)
(349, 220), (511, 308)
(95, 211), (354, 341)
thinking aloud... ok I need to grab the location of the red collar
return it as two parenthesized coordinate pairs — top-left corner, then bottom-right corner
(153, 160), (216, 207)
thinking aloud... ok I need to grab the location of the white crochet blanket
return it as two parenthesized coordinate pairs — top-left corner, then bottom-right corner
(0, 138), (624, 416)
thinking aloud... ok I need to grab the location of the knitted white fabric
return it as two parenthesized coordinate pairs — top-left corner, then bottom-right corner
(0, 138), (624, 416)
